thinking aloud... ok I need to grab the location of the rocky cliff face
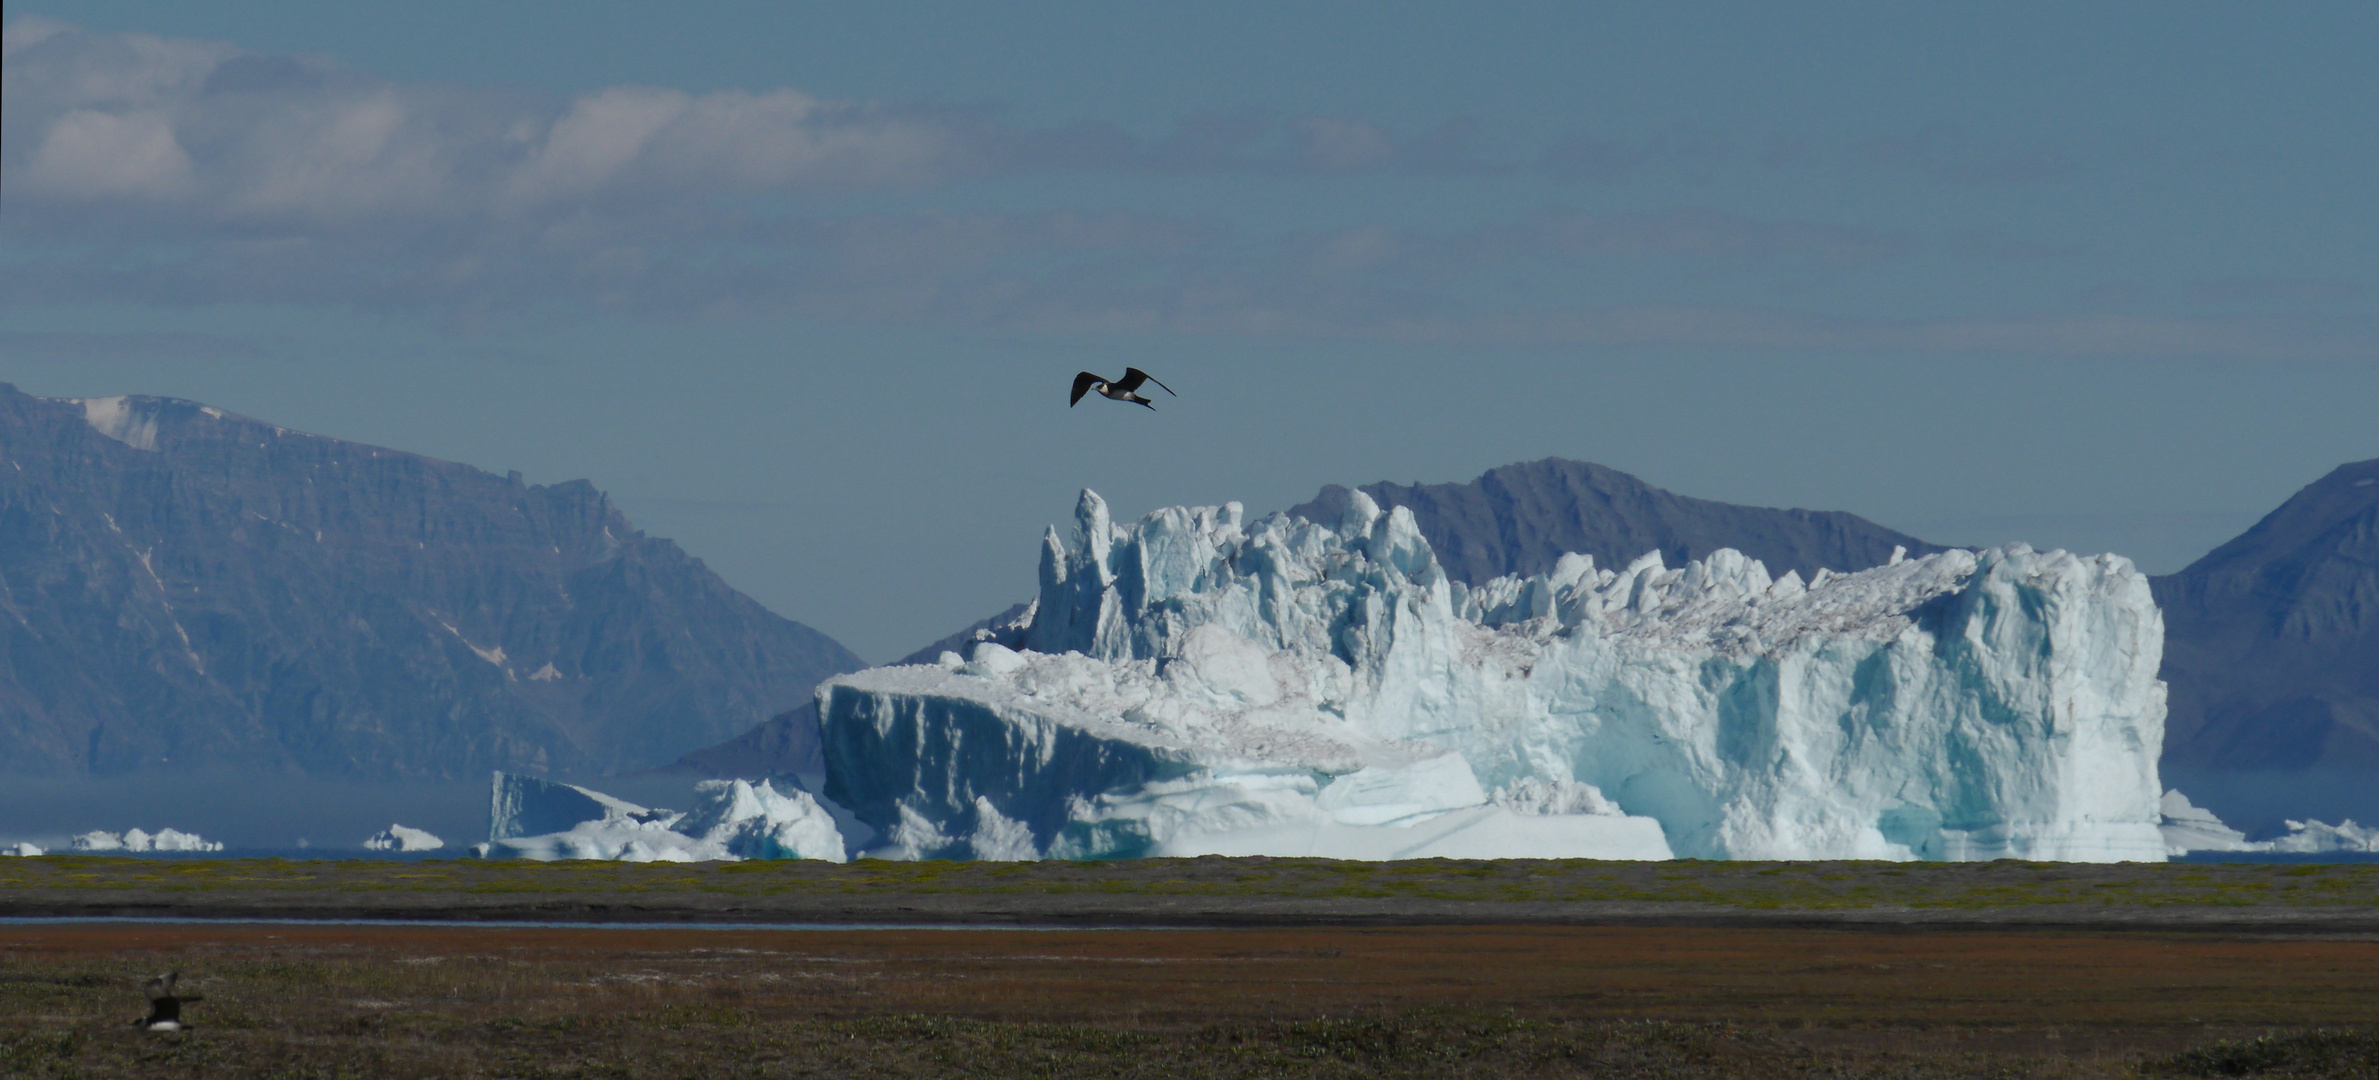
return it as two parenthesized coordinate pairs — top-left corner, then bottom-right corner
(2153, 458), (2379, 825)
(0, 384), (862, 780)
(1288, 458), (1943, 586)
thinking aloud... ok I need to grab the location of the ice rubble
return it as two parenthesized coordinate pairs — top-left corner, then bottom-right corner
(69, 828), (223, 852)
(473, 772), (843, 862)
(363, 824), (445, 852)
(2265, 818), (2379, 854)
(2156, 790), (2378, 856)
(2157, 790), (2258, 855)
(820, 489), (2172, 862)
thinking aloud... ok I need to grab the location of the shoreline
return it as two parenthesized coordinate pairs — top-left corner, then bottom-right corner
(7, 892), (2377, 935)
(8, 854), (2373, 936)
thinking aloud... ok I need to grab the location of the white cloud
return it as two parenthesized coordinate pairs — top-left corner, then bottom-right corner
(0, 19), (2362, 366)
(26, 108), (192, 198)
(506, 87), (693, 204)
(2, 20), (969, 232)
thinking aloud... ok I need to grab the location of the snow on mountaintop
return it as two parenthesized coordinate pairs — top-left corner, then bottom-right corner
(76, 396), (163, 450)
(1, 382), (864, 781)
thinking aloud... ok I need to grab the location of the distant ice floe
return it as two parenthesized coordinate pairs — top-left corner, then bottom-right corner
(472, 772), (846, 862)
(3, 841), (45, 857)
(2266, 817), (2379, 854)
(69, 828), (223, 853)
(363, 824), (445, 852)
(2158, 790), (2379, 855)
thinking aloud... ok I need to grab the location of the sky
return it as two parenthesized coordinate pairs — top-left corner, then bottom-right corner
(4, 2), (2374, 663)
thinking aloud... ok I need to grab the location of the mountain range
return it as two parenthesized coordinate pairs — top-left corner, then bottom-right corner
(0, 384), (861, 780)
(1286, 459), (1945, 584)
(6, 381), (2370, 833)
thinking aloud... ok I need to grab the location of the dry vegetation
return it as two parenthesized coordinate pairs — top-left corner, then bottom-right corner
(4, 921), (2376, 1078)
(4, 855), (2376, 926)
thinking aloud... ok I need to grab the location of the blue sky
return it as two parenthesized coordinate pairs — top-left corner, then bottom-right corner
(4, 2), (2374, 660)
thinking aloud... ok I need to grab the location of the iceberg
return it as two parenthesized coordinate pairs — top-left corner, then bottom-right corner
(474, 772), (843, 862)
(4, 842), (44, 857)
(2267, 818), (2379, 854)
(362, 824), (445, 852)
(487, 772), (674, 841)
(69, 828), (223, 853)
(2157, 790), (2261, 855)
(820, 489), (2170, 862)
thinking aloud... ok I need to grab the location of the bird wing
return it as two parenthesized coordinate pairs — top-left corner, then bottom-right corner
(1119, 367), (1175, 396)
(1070, 371), (1102, 406)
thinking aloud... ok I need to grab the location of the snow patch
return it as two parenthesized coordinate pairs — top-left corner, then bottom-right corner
(437, 620), (507, 667)
(77, 396), (161, 450)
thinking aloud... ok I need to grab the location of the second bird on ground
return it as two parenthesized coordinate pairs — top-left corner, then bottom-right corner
(1070, 367), (1175, 410)
(138, 972), (200, 1032)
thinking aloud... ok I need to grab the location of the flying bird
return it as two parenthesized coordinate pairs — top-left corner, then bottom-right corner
(137, 972), (200, 1032)
(1070, 367), (1176, 410)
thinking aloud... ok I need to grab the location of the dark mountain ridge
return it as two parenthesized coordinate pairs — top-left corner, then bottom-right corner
(1287, 458), (1945, 585)
(0, 383), (862, 780)
(2151, 458), (2379, 826)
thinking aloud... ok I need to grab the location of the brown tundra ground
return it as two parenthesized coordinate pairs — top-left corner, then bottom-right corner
(3, 856), (2376, 1078)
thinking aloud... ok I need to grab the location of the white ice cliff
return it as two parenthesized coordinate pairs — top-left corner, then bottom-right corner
(820, 489), (2171, 862)
(475, 772), (844, 862)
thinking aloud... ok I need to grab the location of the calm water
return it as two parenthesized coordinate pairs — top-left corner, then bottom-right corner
(0, 916), (1126, 931)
